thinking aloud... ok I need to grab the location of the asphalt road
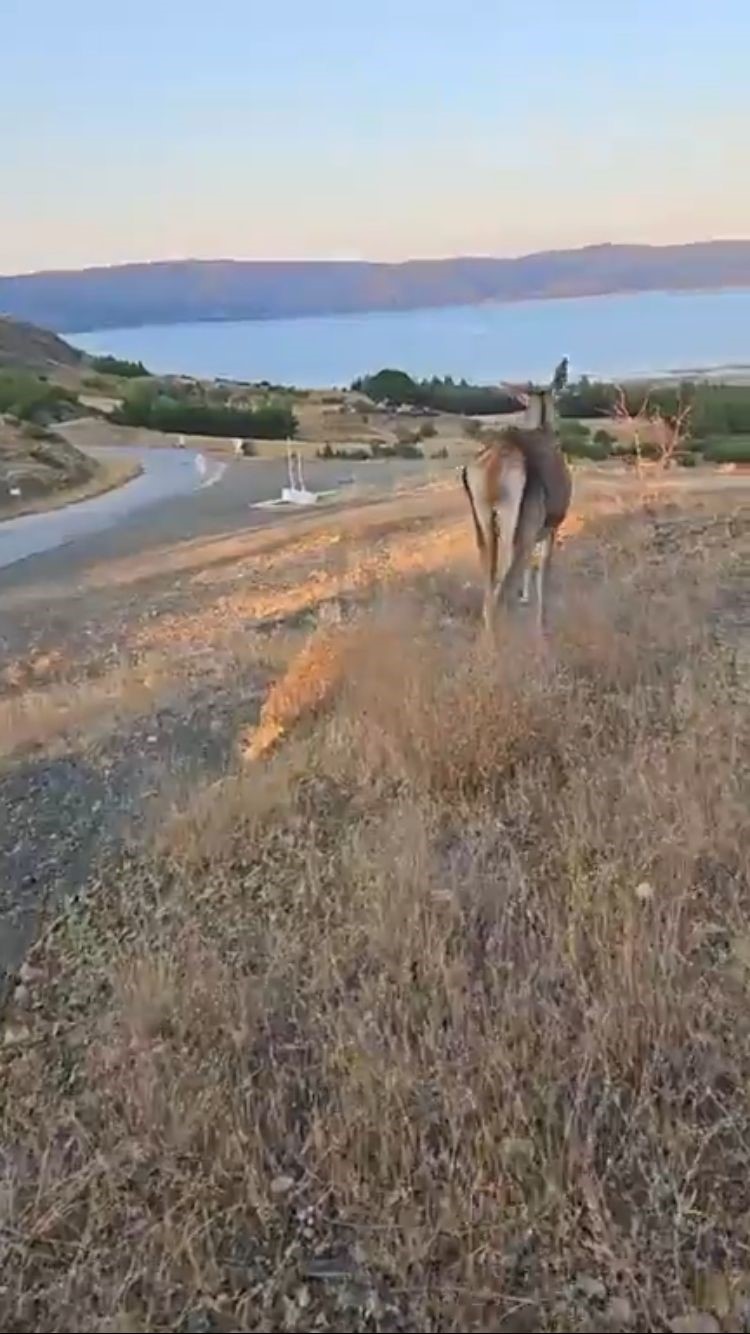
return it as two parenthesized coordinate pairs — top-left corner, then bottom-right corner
(0, 445), (428, 591)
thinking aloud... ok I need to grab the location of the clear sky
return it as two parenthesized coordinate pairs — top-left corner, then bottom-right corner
(3, 0), (750, 274)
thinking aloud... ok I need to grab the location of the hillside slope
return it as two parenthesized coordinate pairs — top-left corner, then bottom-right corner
(0, 315), (82, 368)
(0, 417), (96, 512)
(2, 240), (750, 332)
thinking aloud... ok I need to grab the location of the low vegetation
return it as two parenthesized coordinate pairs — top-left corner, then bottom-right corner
(353, 368), (750, 465)
(559, 375), (750, 445)
(353, 368), (519, 415)
(89, 353), (151, 378)
(0, 371), (80, 424)
(702, 435), (750, 464)
(0, 486), (748, 1331)
(114, 388), (298, 439)
(0, 415), (99, 510)
(317, 438), (425, 461)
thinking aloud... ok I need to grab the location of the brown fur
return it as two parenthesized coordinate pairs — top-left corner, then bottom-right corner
(462, 391), (572, 631)
(500, 426), (572, 528)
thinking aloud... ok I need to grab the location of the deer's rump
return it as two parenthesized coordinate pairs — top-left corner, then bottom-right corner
(507, 427), (572, 529)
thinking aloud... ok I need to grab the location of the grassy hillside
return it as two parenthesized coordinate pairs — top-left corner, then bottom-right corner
(0, 315), (81, 369)
(0, 476), (747, 1331)
(0, 417), (97, 511)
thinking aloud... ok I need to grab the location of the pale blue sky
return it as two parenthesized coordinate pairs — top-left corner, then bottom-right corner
(3, 0), (749, 273)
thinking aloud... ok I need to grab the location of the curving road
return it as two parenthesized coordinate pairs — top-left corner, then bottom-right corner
(0, 447), (207, 570)
(0, 444), (428, 585)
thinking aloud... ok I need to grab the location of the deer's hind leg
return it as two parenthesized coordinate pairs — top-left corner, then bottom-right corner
(499, 476), (545, 612)
(493, 455), (527, 617)
(533, 528), (556, 632)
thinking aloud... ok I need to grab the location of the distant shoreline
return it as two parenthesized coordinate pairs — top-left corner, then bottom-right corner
(60, 281), (750, 340)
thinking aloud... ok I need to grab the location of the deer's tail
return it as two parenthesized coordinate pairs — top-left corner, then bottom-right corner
(462, 464), (498, 591)
(462, 465), (485, 553)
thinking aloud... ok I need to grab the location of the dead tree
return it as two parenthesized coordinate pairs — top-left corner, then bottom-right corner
(611, 385), (692, 473)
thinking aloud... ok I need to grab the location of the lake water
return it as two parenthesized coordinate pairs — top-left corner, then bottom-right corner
(71, 287), (750, 387)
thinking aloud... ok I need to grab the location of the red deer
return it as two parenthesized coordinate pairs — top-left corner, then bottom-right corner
(461, 360), (571, 632)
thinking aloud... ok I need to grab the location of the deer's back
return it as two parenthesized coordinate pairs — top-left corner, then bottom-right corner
(502, 426), (571, 528)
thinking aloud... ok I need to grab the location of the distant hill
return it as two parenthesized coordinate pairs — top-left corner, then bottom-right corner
(0, 315), (81, 368)
(2, 241), (750, 333)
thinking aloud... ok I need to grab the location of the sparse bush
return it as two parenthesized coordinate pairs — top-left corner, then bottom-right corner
(463, 417), (483, 438)
(394, 423), (421, 446)
(0, 488), (748, 1334)
(417, 421), (437, 439)
(430, 445), (449, 459)
(393, 440), (424, 459)
(2, 496), (747, 1332)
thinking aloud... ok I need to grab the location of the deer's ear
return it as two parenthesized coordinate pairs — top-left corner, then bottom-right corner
(551, 357), (569, 394)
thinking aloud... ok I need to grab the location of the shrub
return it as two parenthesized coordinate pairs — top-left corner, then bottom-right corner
(559, 423), (608, 461)
(394, 423), (421, 446)
(593, 427), (617, 449)
(370, 440), (424, 460)
(0, 372), (80, 424)
(702, 436), (750, 464)
(90, 354), (150, 378)
(392, 440), (424, 459)
(430, 446), (449, 460)
(417, 421), (437, 439)
(558, 418), (589, 439)
(316, 444), (370, 461)
(113, 393), (297, 440)
(20, 421), (60, 442)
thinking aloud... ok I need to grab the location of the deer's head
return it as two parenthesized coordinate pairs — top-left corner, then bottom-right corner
(503, 359), (568, 430)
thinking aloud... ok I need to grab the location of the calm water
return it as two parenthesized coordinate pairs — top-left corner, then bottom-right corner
(71, 288), (750, 387)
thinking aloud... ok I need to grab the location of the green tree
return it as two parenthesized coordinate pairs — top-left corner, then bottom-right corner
(355, 368), (421, 404)
(114, 392), (297, 439)
(90, 354), (151, 378)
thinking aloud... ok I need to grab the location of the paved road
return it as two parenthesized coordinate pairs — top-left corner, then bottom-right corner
(0, 445), (428, 590)
(0, 447), (203, 570)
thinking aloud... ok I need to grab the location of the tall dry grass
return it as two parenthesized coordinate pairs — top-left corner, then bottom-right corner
(1, 501), (748, 1332)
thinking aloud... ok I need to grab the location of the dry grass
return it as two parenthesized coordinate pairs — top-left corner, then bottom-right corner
(0, 456), (141, 521)
(1, 494), (749, 1332)
(0, 654), (171, 760)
